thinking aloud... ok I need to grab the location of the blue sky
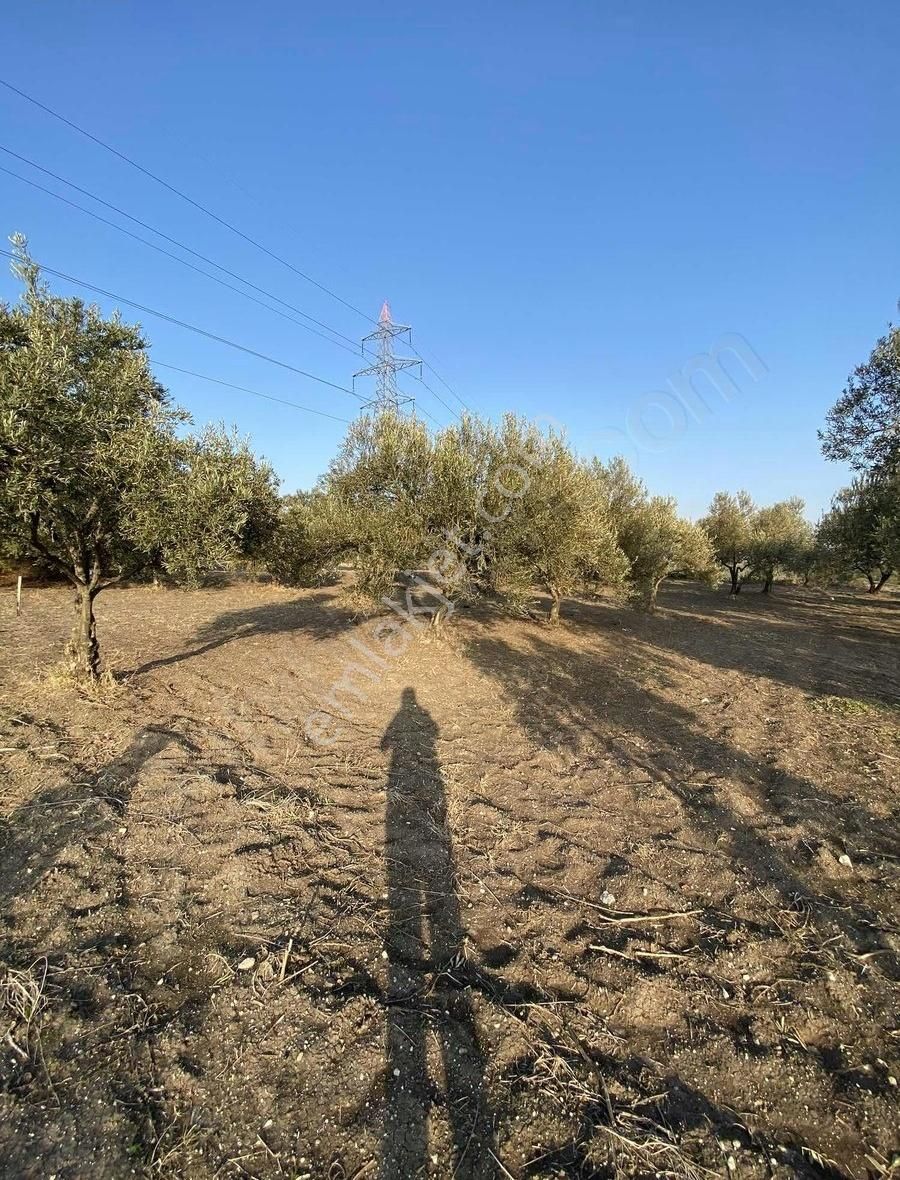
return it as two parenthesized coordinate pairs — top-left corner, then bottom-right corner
(2, 1), (898, 518)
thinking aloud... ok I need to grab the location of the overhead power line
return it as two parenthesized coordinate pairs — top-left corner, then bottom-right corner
(416, 373), (462, 420)
(0, 76), (372, 324)
(409, 345), (472, 413)
(0, 163), (362, 358)
(152, 361), (351, 423)
(0, 159), (461, 425)
(0, 78), (476, 414)
(0, 247), (361, 398)
(0, 145), (359, 352)
(158, 363), (440, 430)
(408, 401), (443, 428)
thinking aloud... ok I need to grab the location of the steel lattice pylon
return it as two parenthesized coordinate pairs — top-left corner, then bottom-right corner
(353, 301), (422, 413)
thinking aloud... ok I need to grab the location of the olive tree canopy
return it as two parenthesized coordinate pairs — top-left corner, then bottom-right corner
(748, 498), (813, 594)
(700, 490), (756, 594)
(597, 461), (717, 609)
(817, 477), (899, 593)
(0, 237), (279, 677)
(820, 326), (900, 476)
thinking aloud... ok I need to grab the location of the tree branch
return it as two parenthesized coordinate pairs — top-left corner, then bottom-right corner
(98, 558), (151, 589)
(28, 513), (80, 586)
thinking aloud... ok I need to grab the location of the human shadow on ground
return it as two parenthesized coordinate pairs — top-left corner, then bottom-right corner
(381, 688), (498, 1180)
(129, 592), (356, 675)
(463, 626), (900, 981)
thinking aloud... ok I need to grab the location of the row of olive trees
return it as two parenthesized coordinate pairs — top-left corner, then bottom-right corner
(699, 323), (900, 597)
(267, 411), (717, 619)
(3, 241), (714, 680)
(700, 492), (816, 594)
(701, 480), (900, 595)
(0, 239), (280, 678)
(6, 233), (893, 678)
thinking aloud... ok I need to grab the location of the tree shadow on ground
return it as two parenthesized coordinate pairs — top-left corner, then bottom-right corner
(517, 1047), (847, 1180)
(381, 687), (498, 1179)
(0, 721), (259, 1177)
(129, 591), (356, 675)
(463, 625), (900, 981)
(0, 726), (199, 914)
(566, 581), (900, 707)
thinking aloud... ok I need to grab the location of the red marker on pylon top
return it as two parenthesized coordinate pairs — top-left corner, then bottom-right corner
(379, 300), (392, 325)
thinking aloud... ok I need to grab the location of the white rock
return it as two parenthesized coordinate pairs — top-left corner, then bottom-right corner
(237, 957), (256, 971)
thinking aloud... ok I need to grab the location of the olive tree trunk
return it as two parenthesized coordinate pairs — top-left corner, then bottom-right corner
(868, 569), (892, 593)
(65, 586), (100, 679)
(548, 587), (562, 623)
(635, 576), (664, 611)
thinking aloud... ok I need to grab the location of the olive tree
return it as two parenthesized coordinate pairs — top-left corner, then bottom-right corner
(617, 496), (716, 608)
(820, 325), (900, 476)
(816, 477), (899, 592)
(700, 490), (756, 593)
(491, 427), (627, 621)
(266, 491), (353, 587)
(0, 238), (279, 678)
(276, 411), (629, 625)
(322, 410), (433, 598)
(415, 413), (504, 609)
(593, 460), (715, 609)
(748, 498), (814, 594)
(418, 415), (628, 622)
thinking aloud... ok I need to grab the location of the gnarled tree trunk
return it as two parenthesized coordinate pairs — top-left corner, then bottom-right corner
(548, 587), (562, 623)
(635, 576), (664, 611)
(65, 586), (100, 679)
(868, 569), (892, 593)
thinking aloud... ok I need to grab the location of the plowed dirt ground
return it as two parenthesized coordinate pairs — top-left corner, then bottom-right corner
(1, 580), (898, 1179)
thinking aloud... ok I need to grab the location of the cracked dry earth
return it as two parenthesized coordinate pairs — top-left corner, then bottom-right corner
(0, 580), (899, 1180)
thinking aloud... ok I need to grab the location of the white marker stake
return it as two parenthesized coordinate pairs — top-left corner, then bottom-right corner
(16, 575), (22, 617)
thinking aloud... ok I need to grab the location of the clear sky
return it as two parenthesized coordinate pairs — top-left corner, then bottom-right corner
(2, 1), (898, 519)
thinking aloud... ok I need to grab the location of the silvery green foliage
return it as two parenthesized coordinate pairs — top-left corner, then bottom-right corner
(816, 476), (899, 592)
(700, 490), (756, 592)
(598, 461), (717, 608)
(278, 410), (630, 621)
(266, 491), (356, 587)
(820, 326), (900, 476)
(748, 497), (815, 593)
(325, 410), (434, 598)
(487, 420), (628, 620)
(156, 423), (280, 585)
(0, 236), (279, 674)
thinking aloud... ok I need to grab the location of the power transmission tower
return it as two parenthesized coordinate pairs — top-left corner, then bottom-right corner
(353, 301), (421, 413)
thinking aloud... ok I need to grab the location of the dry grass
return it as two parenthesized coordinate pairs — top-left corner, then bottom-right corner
(148, 1108), (207, 1177)
(807, 693), (874, 716)
(1, 958), (48, 1067)
(39, 661), (124, 702)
